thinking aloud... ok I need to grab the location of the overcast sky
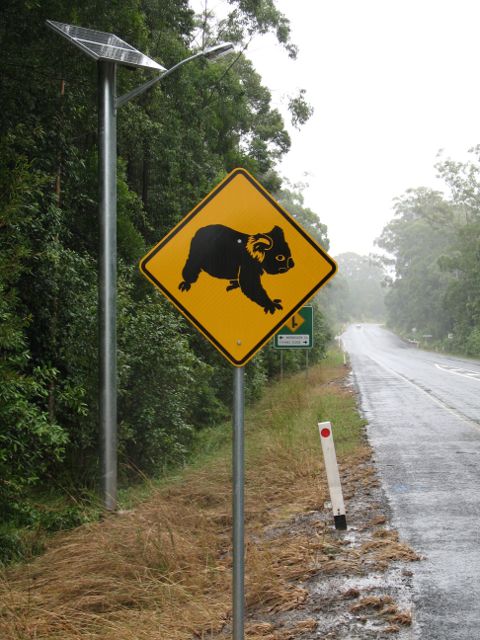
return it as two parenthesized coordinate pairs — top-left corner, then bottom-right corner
(235, 0), (480, 256)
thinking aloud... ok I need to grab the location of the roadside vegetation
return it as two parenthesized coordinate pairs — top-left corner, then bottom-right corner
(1, 0), (332, 553)
(375, 150), (480, 356)
(3, 7), (460, 621)
(0, 354), (420, 639)
(321, 146), (480, 361)
(0, 353), (386, 639)
(319, 252), (386, 326)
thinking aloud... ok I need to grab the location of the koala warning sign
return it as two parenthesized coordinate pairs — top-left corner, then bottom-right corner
(140, 168), (337, 366)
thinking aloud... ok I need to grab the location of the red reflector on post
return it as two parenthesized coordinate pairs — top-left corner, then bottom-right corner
(318, 421), (347, 530)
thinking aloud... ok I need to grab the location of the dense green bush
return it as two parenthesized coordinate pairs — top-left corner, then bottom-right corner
(465, 326), (480, 357)
(0, 0), (332, 557)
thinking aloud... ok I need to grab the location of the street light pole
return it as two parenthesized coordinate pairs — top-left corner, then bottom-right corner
(116, 42), (234, 108)
(98, 60), (118, 511)
(103, 44), (233, 511)
(46, 20), (234, 512)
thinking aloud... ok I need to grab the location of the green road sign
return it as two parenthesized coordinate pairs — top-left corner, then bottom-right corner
(274, 305), (313, 349)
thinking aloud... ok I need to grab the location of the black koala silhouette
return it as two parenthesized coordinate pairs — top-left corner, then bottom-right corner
(178, 224), (294, 314)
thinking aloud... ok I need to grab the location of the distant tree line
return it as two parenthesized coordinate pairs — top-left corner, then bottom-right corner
(0, 0), (332, 543)
(376, 149), (480, 355)
(319, 252), (386, 328)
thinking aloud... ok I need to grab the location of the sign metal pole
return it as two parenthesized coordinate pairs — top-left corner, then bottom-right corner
(98, 60), (117, 511)
(232, 366), (245, 639)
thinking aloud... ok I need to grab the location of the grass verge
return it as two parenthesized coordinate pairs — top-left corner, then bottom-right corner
(0, 351), (369, 639)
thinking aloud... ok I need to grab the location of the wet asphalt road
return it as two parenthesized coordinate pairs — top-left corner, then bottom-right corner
(341, 324), (480, 639)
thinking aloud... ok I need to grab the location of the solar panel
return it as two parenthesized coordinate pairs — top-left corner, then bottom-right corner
(46, 20), (166, 71)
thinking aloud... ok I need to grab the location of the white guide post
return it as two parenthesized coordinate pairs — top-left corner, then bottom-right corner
(318, 421), (347, 530)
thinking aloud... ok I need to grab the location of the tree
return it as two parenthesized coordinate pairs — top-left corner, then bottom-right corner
(0, 130), (67, 521)
(322, 252), (386, 324)
(276, 182), (329, 248)
(0, 0), (330, 547)
(434, 150), (480, 352)
(376, 188), (457, 338)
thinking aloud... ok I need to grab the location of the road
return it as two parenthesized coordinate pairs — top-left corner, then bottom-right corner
(341, 324), (480, 639)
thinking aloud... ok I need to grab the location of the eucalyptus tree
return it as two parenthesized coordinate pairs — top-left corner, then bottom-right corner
(434, 151), (480, 353)
(376, 188), (457, 338)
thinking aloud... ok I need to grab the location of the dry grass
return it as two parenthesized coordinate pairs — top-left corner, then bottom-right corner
(349, 595), (395, 612)
(350, 595), (412, 629)
(360, 529), (422, 570)
(0, 473), (232, 639)
(245, 618), (317, 640)
(0, 360), (412, 639)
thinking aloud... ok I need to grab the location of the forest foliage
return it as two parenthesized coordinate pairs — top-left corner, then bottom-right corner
(319, 251), (386, 325)
(0, 0), (333, 551)
(376, 150), (480, 354)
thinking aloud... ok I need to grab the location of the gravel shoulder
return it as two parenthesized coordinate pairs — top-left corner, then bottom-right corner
(227, 374), (421, 640)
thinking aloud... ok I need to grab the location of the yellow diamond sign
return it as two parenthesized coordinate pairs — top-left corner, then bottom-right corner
(140, 168), (337, 366)
(284, 312), (305, 332)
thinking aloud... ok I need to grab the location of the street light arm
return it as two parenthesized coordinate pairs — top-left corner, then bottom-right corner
(116, 72), (166, 109)
(115, 43), (234, 109)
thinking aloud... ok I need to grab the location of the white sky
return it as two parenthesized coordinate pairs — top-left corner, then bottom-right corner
(247, 0), (480, 256)
(194, 1), (480, 256)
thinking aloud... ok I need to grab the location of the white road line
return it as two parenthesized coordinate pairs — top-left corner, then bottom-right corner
(434, 363), (480, 382)
(366, 355), (480, 430)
